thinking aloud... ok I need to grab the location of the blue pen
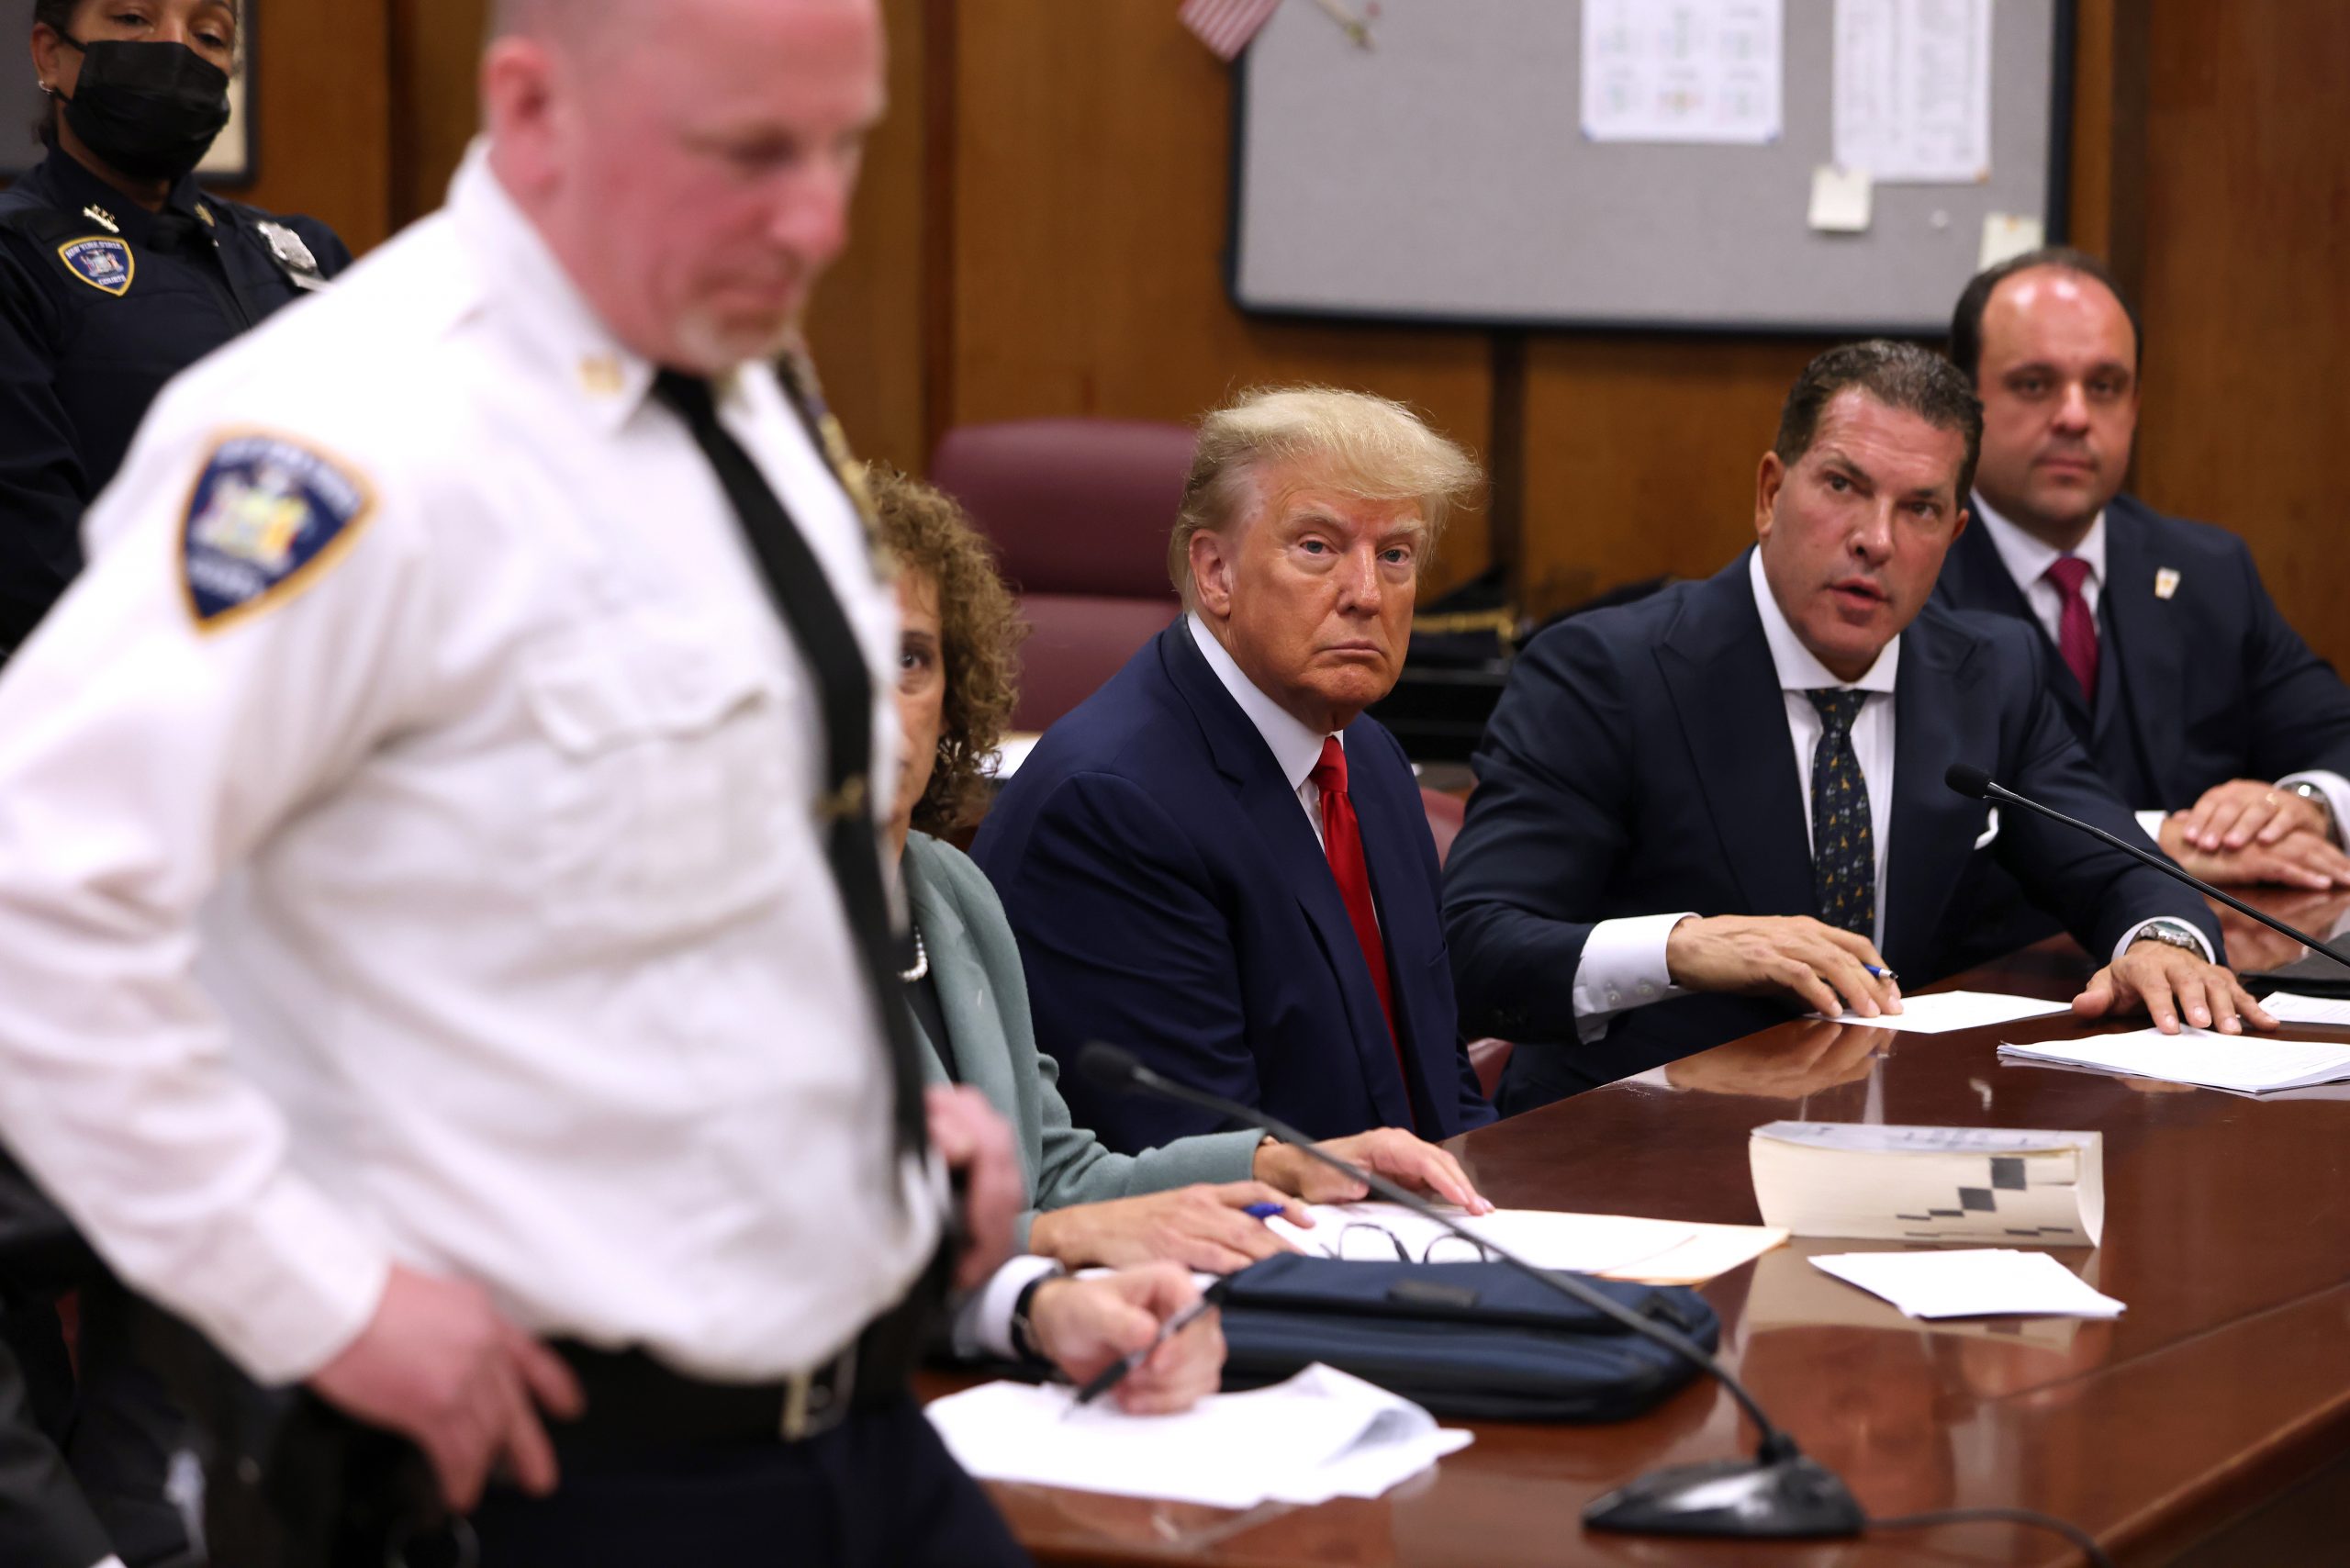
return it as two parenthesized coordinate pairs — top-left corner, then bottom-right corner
(1243, 1201), (1284, 1220)
(1863, 964), (1897, 980)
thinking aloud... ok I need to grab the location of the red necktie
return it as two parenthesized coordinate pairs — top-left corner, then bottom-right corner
(1310, 737), (1412, 1119)
(2044, 555), (2099, 701)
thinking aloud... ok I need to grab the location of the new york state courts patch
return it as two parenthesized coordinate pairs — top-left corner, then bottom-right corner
(181, 433), (375, 630)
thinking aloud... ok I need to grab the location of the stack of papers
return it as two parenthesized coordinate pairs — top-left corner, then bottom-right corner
(925, 1363), (1471, 1509)
(1261, 1201), (1784, 1284)
(1999, 1026), (2350, 1095)
(2261, 991), (2350, 1026)
(1816, 990), (2073, 1032)
(1810, 1249), (2125, 1320)
(1750, 1123), (2102, 1245)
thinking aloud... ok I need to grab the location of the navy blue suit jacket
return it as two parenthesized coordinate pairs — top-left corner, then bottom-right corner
(972, 621), (1494, 1153)
(1932, 494), (2350, 809)
(1443, 554), (2224, 1111)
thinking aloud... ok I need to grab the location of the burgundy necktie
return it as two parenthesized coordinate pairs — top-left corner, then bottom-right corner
(1309, 736), (1412, 1121)
(2044, 554), (2099, 701)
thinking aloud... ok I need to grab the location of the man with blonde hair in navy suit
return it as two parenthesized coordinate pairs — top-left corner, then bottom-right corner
(976, 386), (1496, 1158)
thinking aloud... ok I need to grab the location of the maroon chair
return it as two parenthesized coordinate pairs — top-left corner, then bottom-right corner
(1419, 787), (1466, 867)
(929, 419), (1193, 733)
(1419, 787), (1513, 1100)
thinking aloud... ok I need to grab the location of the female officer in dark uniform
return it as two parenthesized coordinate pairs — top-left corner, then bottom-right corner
(1, 0), (349, 659)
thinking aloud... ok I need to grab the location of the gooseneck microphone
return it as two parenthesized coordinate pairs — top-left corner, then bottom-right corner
(1945, 764), (2350, 971)
(1076, 1042), (1864, 1540)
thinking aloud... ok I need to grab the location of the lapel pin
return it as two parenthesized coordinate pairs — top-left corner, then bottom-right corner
(82, 204), (119, 235)
(2154, 567), (2180, 600)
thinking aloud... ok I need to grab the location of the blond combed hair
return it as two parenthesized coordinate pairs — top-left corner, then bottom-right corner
(1168, 386), (1483, 609)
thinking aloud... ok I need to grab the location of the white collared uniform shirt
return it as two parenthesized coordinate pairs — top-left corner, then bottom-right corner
(1571, 550), (2201, 1037)
(0, 144), (935, 1386)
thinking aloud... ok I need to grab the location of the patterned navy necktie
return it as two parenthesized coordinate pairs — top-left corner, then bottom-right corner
(1806, 689), (1874, 937)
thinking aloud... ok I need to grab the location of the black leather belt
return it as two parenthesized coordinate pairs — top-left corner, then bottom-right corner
(549, 1338), (871, 1449)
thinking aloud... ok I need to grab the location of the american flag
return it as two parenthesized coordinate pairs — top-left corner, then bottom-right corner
(1179, 0), (1284, 61)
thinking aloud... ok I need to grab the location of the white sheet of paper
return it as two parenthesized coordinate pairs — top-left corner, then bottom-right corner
(1808, 164), (1874, 232)
(1582, 0), (1783, 145)
(983, 732), (1040, 780)
(2259, 991), (2350, 1026)
(1999, 1026), (2350, 1094)
(1818, 990), (2073, 1033)
(1979, 211), (2046, 269)
(925, 1363), (1471, 1510)
(1265, 1202), (1695, 1275)
(1832, 0), (1993, 182)
(1811, 1249), (2124, 1319)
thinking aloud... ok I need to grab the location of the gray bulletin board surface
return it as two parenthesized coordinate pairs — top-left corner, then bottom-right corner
(1231, 0), (2071, 335)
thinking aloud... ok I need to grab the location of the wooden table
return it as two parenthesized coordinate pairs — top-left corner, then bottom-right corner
(957, 890), (2350, 1565)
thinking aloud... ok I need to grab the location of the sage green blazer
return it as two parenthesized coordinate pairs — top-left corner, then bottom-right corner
(903, 832), (1260, 1249)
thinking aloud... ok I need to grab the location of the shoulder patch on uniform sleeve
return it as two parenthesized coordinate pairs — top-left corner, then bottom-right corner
(58, 237), (134, 296)
(181, 431), (375, 631)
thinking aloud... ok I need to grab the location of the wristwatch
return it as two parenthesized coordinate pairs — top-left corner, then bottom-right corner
(1010, 1268), (1065, 1367)
(2128, 917), (2207, 958)
(2288, 780), (2340, 844)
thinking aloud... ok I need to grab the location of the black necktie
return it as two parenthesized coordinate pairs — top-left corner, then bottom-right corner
(652, 370), (928, 1169)
(1806, 689), (1875, 938)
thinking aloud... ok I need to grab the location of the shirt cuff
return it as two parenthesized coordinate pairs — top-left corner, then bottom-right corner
(2134, 810), (2170, 846)
(952, 1254), (1065, 1362)
(1571, 913), (1693, 1043)
(2277, 771), (2350, 843)
(2113, 917), (2214, 967)
(178, 1169), (393, 1385)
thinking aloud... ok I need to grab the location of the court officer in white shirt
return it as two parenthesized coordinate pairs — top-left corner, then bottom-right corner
(0, 0), (1217, 1562)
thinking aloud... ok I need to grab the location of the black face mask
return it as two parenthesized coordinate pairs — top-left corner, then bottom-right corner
(58, 36), (232, 185)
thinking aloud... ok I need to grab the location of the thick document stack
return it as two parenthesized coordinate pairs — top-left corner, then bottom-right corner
(1748, 1122), (2103, 1246)
(1999, 1026), (2350, 1095)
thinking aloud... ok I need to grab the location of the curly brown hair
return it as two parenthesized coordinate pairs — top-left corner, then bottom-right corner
(867, 465), (1025, 836)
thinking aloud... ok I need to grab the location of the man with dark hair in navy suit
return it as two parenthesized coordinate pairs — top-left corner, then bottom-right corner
(974, 386), (1497, 1159)
(1939, 248), (2350, 890)
(1445, 341), (2273, 1114)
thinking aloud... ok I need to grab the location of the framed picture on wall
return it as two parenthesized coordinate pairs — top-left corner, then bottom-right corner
(0, 3), (258, 185)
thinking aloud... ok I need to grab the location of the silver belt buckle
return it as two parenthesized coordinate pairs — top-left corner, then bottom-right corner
(781, 1341), (857, 1441)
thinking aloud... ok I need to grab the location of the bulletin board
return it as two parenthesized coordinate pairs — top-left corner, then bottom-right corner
(1228, 0), (2074, 336)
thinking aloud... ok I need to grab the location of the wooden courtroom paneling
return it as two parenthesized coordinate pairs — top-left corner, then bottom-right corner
(240, 0), (393, 252)
(801, 0), (933, 477)
(2131, 1), (2350, 674)
(1516, 336), (1834, 617)
(387, 0), (487, 232)
(939, 0), (1496, 597)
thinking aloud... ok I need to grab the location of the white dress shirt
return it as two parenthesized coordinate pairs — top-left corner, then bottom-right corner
(0, 143), (938, 1386)
(1571, 550), (2204, 1037)
(1972, 492), (2350, 837)
(1189, 612), (1341, 846)
(1974, 493), (2108, 649)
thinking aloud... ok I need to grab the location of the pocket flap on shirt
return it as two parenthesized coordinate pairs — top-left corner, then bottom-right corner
(522, 618), (785, 756)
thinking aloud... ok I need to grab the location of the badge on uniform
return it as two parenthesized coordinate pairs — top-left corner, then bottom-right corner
(57, 237), (134, 297)
(181, 433), (374, 630)
(254, 220), (330, 293)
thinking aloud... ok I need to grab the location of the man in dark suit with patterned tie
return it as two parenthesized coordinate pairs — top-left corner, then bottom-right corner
(1444, 341), (2268, 1114)
(974, 387), (1496, 1154)
(1935, 248), (2350, 891)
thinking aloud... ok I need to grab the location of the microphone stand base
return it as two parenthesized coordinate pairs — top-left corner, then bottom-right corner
(1583, 1454), (1864, 1539)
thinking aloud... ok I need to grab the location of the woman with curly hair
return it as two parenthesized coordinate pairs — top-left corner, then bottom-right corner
(873, 468), (1491, 1274)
